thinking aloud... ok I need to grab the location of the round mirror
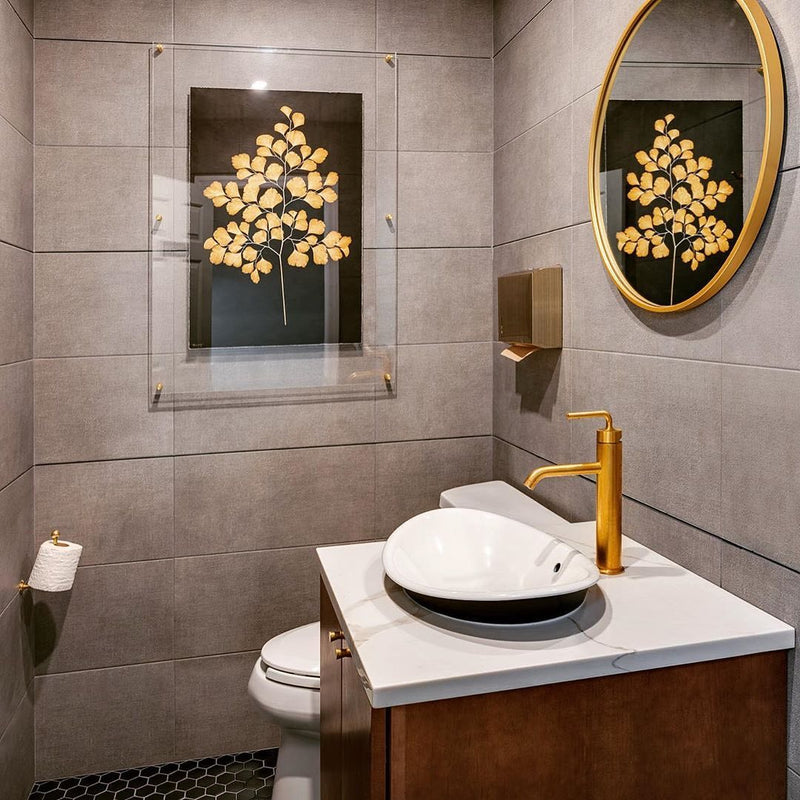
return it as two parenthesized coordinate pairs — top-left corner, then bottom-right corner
(589, 0), (784, 312)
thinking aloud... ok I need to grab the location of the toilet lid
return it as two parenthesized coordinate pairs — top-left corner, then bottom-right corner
(260, 622), (320, 678)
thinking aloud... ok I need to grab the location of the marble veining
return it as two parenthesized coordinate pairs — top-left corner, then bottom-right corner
(318, 517), (794, 708)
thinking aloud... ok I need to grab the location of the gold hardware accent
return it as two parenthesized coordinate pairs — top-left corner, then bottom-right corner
(17, 581), (29, 593)
(524, 410), (624, 575)
(335, 647), (352, 660)
(588, 0), (784, 313)
(50, 529), (68, 547)
(385, 213), (393, 223)
(384, 54), (394, 64)
(155, 43), (164, 54)
(155, 383), (163, 393)
(155, 214), (163, 222)
(329, 630), (344, 642)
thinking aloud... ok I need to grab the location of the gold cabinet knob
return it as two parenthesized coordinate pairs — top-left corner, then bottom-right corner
(328, 630), (344, 643)
(335, 647), (352, 660)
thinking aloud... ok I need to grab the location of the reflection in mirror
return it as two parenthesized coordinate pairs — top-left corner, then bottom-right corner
(189, 88), (362, 348)
(598, 0), (771, 308)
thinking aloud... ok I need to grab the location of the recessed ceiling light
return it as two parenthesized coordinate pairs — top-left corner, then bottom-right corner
(250, 80), (268, 91)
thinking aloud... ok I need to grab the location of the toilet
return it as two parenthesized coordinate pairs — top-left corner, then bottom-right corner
(248, 483), (527, 800)
(247, 621), (321, 800)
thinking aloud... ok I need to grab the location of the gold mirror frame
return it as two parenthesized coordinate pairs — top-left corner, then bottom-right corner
(588, 0), (785, 313)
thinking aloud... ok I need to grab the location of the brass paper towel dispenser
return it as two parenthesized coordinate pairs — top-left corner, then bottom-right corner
(498, 266), (562, 361)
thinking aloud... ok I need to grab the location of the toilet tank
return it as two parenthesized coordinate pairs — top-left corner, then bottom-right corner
(439, 480), (568, 531)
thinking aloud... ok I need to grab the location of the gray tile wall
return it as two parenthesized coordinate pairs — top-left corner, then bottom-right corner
(31, 0), (493, 780)
(492, 0), (800, 792)
(0, 0), (34, 796)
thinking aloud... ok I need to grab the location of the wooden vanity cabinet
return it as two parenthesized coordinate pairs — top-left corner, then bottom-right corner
(320, 582), (788, 800)
(320, 581), (386, 800)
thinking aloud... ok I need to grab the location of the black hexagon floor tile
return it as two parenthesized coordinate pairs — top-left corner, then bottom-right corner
(27, 750), (277, 800)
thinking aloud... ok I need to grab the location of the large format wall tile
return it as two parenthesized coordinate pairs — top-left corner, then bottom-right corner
(34, 147), (148, 252)
(0, 597), (32, 737)
(0, 118), (32, 251)
(34, 459), (174, 566)
(377, 0), (492, 57)
(494, 0), (572, 149)
(34, 560), (174, 674)
(570, 350), (722, 535)
(720, 364), (800, 572)
(492, 438), (596, 523)
(494, 106), (572, 245)
(398, 56), (493, 153)
(375, 436), (492, 535)
(493, 0), (549, 55)
(175, 652), (278, 761)
(375, 343), (493, 442)
(34, 0), (173, 43)
(570, 87), (597, 225)
(398, 152), (492, 248)
(174, 0), (376, 50)
(397, 248), (493, 344)
(0, 472), (33, 612)
(0, 0), (32, 141)
(35, 662), (175, 780)
(174, 546), (319, 658)
(493, 346), (573, 466)
(0, 243), (32, 366)
(791, 768), (800, 800)
(0, 361), (32, 490)
(34, 252), (148, 358)
(720, 171), (800, 370)
(8, 0), (32, 31)
(34, 42), (149, 147)
(174, 446), (376, 556)
(721, 543), (800, 774)
(173, 395), (375, 455)
(764, 2), (800, 170)
(622, 497), (722, 585)
(0, 688), (33, 800)
(571, 0), (644, 101)
(34, 356), (173, 464)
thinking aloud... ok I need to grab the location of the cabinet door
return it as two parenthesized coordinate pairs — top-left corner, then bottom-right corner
(341, 650), (385, 800)
(320, 581), (342, 800)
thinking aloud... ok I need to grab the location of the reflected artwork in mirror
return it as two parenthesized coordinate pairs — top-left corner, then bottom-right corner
(589, 0), (784, 312)
(189, 88), (362, 347)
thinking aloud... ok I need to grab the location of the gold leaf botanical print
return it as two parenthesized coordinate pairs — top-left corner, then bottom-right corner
(202, 105), (352, 325)
(616, 114), (736, 305)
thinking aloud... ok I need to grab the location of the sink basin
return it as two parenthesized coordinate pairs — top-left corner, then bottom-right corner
(382, 508), (600, 624)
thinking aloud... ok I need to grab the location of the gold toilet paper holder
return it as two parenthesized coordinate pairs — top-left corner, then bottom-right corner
(18, 530), (68, 592)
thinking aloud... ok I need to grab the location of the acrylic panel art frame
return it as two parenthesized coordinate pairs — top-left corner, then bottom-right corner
(148, 44), (398, 405)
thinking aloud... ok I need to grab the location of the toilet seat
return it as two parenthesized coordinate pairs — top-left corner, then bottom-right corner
(259, 621), (320, 689)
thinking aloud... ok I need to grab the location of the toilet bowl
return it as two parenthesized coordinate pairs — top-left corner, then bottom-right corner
(248, 621), (320, 800)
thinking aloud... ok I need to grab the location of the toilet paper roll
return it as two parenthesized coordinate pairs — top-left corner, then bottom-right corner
(27, 537), (83, 592)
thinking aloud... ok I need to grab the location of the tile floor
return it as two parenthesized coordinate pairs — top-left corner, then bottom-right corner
(27, 750), (277, 800)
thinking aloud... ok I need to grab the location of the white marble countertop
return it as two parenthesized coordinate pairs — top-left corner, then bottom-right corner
(318, 508), (794, 709)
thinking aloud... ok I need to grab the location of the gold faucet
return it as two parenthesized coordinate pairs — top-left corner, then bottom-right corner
(524, 410), (624, 575)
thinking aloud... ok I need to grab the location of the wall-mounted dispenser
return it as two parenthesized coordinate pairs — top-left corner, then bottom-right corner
(18, 530), (83, 593)
(498, 266), (563, 361)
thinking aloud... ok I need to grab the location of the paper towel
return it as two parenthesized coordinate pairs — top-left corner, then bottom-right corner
(27, 537), (83, 591)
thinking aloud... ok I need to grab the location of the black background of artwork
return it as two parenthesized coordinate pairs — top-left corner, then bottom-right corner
(603, 100), (744, 306)
(189, 87), (362, 348)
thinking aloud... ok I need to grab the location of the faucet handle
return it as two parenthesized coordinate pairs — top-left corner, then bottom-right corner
(566, 410), (621, 443)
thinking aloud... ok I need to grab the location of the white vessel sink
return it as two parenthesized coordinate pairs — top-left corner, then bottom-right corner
(382, 508), (600, 624)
